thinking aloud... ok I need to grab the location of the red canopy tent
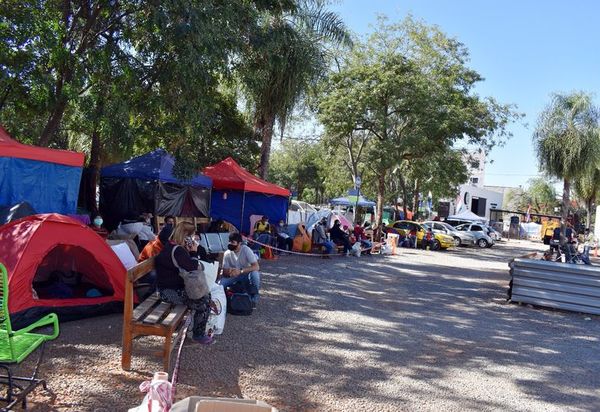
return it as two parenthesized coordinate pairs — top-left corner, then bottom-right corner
(204, 157), (290, 196)
(203, 158), (290, 232)
(0, 214), (126, 327)
(0, 125), (84, 167)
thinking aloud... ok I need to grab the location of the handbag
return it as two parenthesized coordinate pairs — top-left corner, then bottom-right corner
(171, 245), (210, 300)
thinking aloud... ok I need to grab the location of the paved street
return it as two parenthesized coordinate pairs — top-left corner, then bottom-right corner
(30, 240), (600, 411)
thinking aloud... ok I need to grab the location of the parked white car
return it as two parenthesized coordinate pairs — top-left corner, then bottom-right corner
(423, 221), (475, 247)
(455, 223), (495, 248)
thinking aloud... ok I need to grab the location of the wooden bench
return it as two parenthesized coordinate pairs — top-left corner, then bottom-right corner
(122, 257), (189, 371)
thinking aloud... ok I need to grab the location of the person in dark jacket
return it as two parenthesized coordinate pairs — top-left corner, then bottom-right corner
(330, 219), (352, 255)
(155, 222), (213, 344)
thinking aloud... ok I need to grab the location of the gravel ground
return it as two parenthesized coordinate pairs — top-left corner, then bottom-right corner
(18, 240), (600, 411)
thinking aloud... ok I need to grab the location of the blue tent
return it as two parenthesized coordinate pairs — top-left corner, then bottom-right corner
(330, 189), (376, 208)
(0, 126), (84, 215)
(101, 148), (211, 187)
(100, 149), (212, 230)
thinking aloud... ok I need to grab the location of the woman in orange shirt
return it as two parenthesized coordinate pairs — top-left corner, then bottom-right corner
(138, 224), (174, 262)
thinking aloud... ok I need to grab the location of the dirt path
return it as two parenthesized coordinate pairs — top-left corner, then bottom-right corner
(23, 240), (600, 411)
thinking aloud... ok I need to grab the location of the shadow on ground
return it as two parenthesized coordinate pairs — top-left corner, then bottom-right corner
(21, 240), (600, 411)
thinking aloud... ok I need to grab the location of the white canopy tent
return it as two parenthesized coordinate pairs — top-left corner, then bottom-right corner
(447, 209), (487, 222)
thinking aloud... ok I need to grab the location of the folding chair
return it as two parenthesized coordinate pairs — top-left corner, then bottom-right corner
(199, 233), (209, 253)
(218, 233), (230, 251)
(0, 263), (59, 410)
(205, 233), (225, 253)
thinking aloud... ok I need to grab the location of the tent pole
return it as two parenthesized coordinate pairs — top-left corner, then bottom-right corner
(240, 191), (246, 233)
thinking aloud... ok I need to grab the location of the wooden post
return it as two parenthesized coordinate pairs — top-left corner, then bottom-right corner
(121, 271), (134, 370)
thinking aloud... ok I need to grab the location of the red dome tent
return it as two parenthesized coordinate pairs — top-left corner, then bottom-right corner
(203, 158), (291, 233)
(0, 214), (126, 327)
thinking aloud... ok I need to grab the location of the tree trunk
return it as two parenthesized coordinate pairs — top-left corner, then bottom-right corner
(296, 181), (303, 201)
(86, 129), (102, 216)
(39, 63), (74, 146)
(256, 112), (276, 179)
(398, 174), (409, 219)
(39, 99), (68, 146)
(412, 179), (420, 220)
(561, 178), (570, 244)
(375, 171), (386, 241)
(85, 93), (105, 215)
(587, 198), (592, 229)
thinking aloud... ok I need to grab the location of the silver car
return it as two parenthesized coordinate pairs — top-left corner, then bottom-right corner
(485, 225), (502, 241)
(455, 223), (495, 248)
(423, 221), (475, 247)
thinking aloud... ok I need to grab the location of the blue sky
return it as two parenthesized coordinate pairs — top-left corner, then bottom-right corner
(331, 0), (600, 188)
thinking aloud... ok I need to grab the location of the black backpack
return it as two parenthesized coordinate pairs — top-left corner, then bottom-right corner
(227, 292), (253, 316)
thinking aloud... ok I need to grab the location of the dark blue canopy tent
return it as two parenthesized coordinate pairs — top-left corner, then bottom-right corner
(0, 125), (84, 215)
(203, 158), (290, 233)
(100, 149), (212, 230)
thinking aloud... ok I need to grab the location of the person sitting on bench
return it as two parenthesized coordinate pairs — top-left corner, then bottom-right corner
(313, 217), (335, 255)
(253, 215), (273, 249)
(353, 223), (372, 254)
(275, 219), (293, 253)
(155, 222), (213, 345)
(330, 219), (352, 255)
(220, 233), (261, 307)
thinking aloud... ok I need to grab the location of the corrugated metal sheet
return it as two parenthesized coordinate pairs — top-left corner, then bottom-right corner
(509, 258), (600, 315)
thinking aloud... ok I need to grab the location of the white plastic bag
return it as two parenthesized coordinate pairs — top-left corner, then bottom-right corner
(129, 372), (172, 412)
(206, 283), (227, 335)
(351, 242), (362, 257)
(380, 243), (392, 255)
(200, 260), (219, 285)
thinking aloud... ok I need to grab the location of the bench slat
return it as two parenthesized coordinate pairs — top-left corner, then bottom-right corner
(143, 301), (172, 324)
(161, 305), (188, 328)
(133, 295), (159, 321)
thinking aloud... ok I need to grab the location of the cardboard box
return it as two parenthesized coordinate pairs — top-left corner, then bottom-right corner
(171, 396), (277, 412)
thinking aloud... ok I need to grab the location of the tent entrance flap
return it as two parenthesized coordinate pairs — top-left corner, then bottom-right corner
(32, 245), (114, 299)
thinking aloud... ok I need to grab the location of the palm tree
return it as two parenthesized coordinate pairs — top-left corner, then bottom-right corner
(533, 92), (600, 241)
(574, 167), (600, 228)
(241, 1), (352, 179)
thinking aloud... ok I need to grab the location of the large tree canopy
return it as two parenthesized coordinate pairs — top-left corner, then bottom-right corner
(318, 17), (518, 230)
(533, 92), (600, 239)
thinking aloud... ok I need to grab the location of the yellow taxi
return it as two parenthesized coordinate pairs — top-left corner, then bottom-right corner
(383, 220), (455, 250)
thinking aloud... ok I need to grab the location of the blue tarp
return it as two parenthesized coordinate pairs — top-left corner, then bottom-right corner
(101, 149), (212, 188)
(210, 190), (288, 234)
(0, 157), (82, 214)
